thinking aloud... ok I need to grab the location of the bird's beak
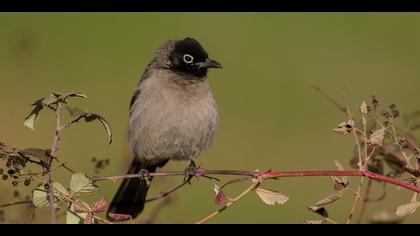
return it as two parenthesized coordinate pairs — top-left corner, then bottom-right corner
(196, 58), (223, 69)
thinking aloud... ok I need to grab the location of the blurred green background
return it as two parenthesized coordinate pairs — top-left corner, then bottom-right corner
(0, 13), (419, 224)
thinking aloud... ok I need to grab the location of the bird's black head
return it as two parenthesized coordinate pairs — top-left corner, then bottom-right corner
(169, 37), (222, 78)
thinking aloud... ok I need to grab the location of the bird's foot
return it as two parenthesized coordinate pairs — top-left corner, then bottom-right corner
(138, 169), (152, 187)
(184, 161), (197, 185)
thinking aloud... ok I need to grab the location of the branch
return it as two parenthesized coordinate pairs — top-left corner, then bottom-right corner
(46, 102), (64, 224)
(145, 180), (189, 203)
(357, 179), (373, 224)
(195, 181), (260, 224)
(93, 168), (420, 193)
(0, 200), (32, 209)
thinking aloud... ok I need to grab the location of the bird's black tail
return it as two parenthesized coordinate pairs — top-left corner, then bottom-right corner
(106, 159), (167, 221)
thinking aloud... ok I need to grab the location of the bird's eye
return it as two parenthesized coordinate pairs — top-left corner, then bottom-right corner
(183, 54), (194, 64)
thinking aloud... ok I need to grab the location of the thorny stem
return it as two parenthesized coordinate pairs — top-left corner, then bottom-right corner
(93, 169), (420, 193)
(347, 177), (365, 224)
(195, 181), (260, 224)
(47, 102), (64, 224)
(51, 156), (76, 174)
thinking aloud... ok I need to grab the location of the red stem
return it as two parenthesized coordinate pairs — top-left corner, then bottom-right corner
(93, 169), (420, 193)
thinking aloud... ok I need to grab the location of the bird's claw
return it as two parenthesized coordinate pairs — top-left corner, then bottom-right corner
(184, 161), (197, 185)
(138, 169), (152, 187)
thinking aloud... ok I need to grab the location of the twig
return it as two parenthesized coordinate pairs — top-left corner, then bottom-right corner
(145, 180), (189, 203)
(0, 200), (32, 209)
(346, 104), (368, 224)
(312, 86), (347, 113)
(93, 215), (113, 224)
(347, 177), (365, 224)
(220, 176), (252, 190)
(51, 156), (76, 174)
(357, 179), (373, 224)
(195, 181), (260, 224)
(46, 102), (64, 224)
(390, 124), (413, 169)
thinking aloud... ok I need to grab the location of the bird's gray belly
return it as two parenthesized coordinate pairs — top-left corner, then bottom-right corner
(128, 85), (218, 163)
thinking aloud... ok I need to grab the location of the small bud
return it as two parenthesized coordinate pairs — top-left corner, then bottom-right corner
(360, 101), (368, 115)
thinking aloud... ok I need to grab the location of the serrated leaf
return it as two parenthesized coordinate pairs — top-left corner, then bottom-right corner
(32, 182), (69, 207)
(32, 186), (49, 208)
(83, 213), (94, 224)
(67, 204), (88, 224)
(255, 188), (289, 205)
(304, 219), (327, 224)
(91, 200), (107, 213)
(308, 206), (329, 218)
(52, 182), (71, 200)
(315, 191), (344, 207)
(396, 202), (420, 217)
(70, 173), (98, 196)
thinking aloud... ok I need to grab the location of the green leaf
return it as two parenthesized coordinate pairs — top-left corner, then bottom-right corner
(396, 202), (420, 217)
(67, 204), (88, 224)
(52, 182), (71, 200)
(32, 186), (49, 208)
(32, 183), (69, 207)
(70, 173), (98, 196)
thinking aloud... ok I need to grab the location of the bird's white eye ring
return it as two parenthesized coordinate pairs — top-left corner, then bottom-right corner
(183, 54), (194, 64)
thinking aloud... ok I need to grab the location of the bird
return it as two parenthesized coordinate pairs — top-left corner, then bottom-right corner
(107, 37), (222, 221)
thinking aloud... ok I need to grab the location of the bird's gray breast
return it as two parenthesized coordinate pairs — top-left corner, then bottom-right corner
(128, 70), (219, 163)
